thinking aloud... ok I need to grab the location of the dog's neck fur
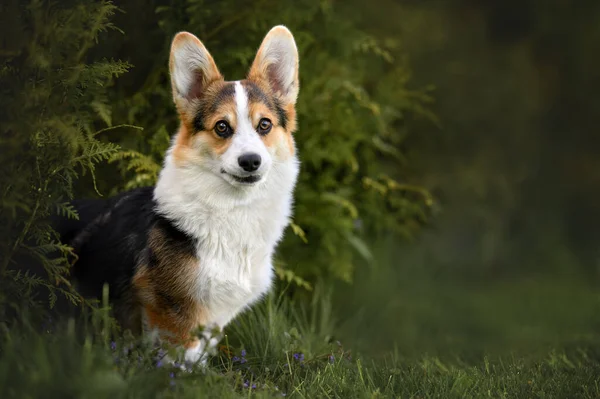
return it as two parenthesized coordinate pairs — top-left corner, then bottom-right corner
(154, 141), (299, 242)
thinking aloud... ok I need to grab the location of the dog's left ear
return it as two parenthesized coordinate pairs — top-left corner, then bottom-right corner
(248, 25), (299, 106)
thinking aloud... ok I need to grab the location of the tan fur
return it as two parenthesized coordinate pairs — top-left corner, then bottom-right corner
(244, 78), (296, 158)
(133, 226), (207, 346)
(172, 78), (274, 166)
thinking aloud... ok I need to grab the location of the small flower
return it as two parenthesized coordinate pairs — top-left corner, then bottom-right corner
(240, 358), (247, 364)
(243, 380), (249, 388)
(293, 353), (305, 362)
(252, 383), (257, 389)
(329, 355), (335, 364)
(169, 372), (175, 379)
(156, 360), (163, 368)
(232, 356), (240, 363)
(241, 349), (247, 357)
(110, 341), (117, 351)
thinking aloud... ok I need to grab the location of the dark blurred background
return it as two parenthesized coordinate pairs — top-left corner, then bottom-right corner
(334, 0), (600, 358)
(1, 0), (599, 361)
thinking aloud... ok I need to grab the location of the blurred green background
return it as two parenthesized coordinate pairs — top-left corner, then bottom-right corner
(1, 0), (599, 376)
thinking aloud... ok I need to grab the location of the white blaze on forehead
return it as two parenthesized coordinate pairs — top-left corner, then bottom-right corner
(233, 81), (257, 143)
(234, 81), (249, 119)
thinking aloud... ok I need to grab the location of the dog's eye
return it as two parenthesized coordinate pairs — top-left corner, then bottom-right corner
(214, 120), (232, 138)
(257, 118), (272, 135)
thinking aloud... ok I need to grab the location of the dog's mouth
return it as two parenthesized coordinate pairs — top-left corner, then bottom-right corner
(221, 169), (262, 185)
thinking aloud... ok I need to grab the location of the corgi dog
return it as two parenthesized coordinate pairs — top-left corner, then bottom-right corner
(57, 26), (300, 365)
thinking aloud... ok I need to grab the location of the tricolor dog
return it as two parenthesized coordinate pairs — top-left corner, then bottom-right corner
(57, 26), (300, 365)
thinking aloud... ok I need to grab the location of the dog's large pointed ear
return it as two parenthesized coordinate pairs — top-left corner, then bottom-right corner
(169, 32), (222, 104)
(248, 26), (299, 106)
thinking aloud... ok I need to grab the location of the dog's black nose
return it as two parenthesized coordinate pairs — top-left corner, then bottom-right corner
(238, 153), (262, 172)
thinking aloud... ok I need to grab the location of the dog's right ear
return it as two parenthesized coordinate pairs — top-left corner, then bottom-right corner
(169, 32), (222, 104)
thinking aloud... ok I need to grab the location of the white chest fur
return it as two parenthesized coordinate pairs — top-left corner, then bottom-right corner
(153, 152), (299, 329)
(187, 197), (287, 327)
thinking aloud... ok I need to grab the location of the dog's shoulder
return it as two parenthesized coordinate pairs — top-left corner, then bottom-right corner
(64, 186), (160, 298)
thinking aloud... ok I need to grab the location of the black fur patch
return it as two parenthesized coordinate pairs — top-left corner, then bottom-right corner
(243, 80), (288, 129)
(193, 112), (205, 132)
(54, 186), (195, 316)
(209, 82), (236, 114)
(244, 81), (271, 108)
(273, 97), (288, 130)
(193, 82), (236, 132)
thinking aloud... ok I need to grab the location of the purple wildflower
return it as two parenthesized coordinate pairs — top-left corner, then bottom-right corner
(169, 372), (175, 379)
(232, 356), (240, 363)
(329, 355), (335, 364)
(293, 353), (305, 362)
(110, 341), (117, 351)
(241, 349), (247, 357)
(243, 380), (249, 388)
(240, 357), (247, 364)
(156, 359), (163, 368)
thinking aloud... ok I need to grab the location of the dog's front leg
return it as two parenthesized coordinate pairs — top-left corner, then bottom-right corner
(183, 326), (223, 367)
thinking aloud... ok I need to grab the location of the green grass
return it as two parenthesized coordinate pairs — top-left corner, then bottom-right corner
(1, 281), (599, 399)
(2, 245), (599, 398)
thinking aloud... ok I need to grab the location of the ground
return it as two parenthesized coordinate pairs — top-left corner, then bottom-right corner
(2, 269), (599, 398)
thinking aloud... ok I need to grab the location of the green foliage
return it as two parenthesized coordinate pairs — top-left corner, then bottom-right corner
(397, 2), (543, 272)
(0, 0), (130, 311)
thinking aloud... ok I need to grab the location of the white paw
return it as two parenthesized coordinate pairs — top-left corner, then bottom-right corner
(182, 329), (222, 369)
